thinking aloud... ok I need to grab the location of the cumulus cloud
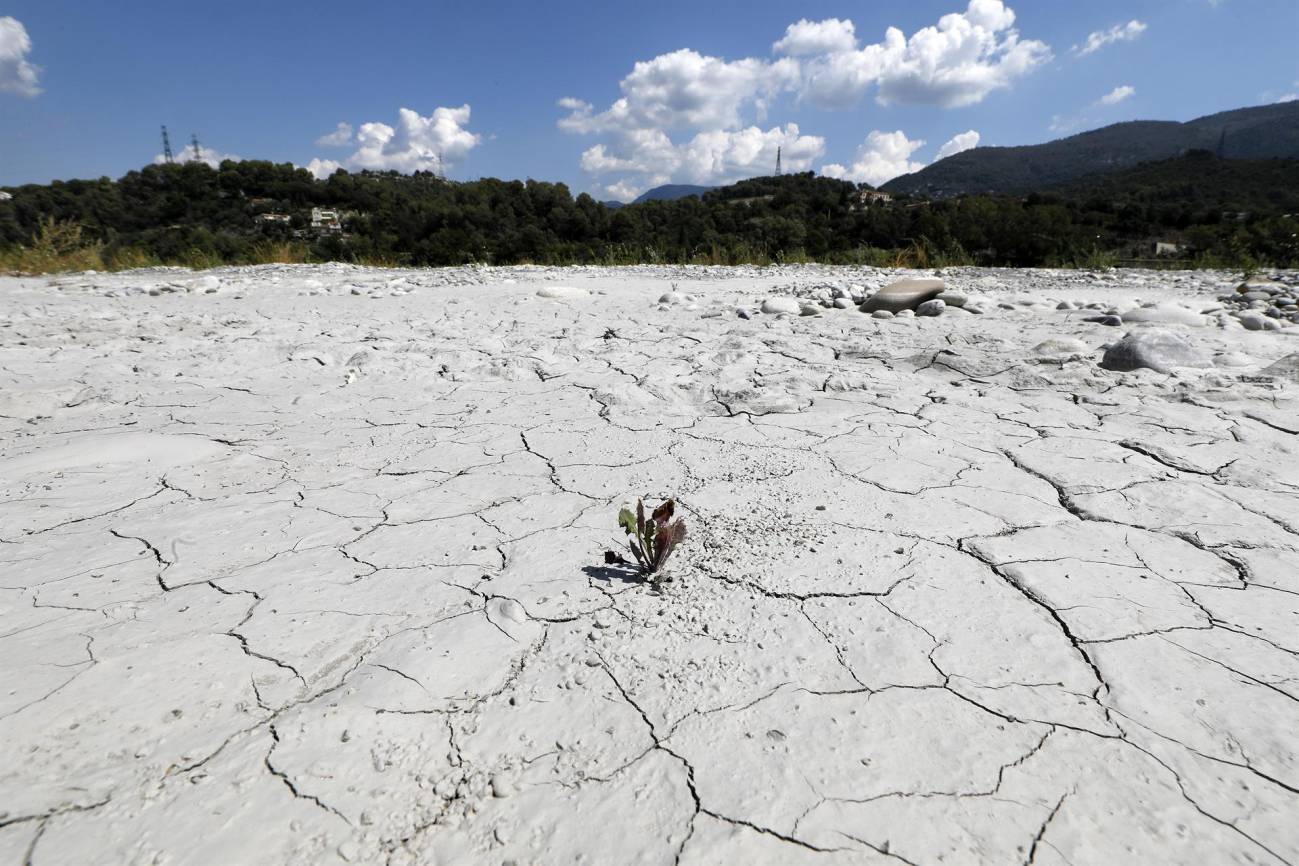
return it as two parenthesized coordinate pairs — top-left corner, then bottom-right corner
(303, 106), (481, 177)
(791, 0), (1052, 108)
(561, 2), (1047, 195)
(603, 179), (646, 203)
(935, 129), (981, 160)
(1097, 85), (1135, 106)
(585, 123), (826, 200)
(772, 19), (857, 56)
(0, 16), (41, 97)
(1279, 93), (1298, 104)
(153, 143), (241, 169)
(559, 49), (798, 134)
(1074, 20), (1146, 56)
(315, 122), (353, 147)
(821, 130), (926, 186)
(305, 158), (343, 179)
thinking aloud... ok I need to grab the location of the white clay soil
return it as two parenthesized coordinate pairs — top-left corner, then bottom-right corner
(1, 263), (1297, 865)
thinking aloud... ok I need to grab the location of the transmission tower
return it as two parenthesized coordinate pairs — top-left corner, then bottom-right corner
(776, 146), (782, 176)
(190, 133), (202, 161)
(160, 126), (174, 164)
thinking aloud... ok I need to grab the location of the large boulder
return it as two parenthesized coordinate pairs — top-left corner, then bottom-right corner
(1100, 330), (1213, 374)
(860, 278), (945, 313)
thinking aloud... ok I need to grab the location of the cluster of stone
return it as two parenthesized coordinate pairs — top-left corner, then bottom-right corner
(1217, 277), (1299, 331)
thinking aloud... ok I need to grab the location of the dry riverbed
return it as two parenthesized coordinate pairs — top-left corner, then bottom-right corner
(2, 263), (1297, 865)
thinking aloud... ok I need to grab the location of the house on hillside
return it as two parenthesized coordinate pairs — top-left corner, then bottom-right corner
(1153, 241), (1186, 256)
(254, 213), (292, 227)
(851, 188), (892, 211)
(0, 191), (12, 201)
(311, 207), (342, 234)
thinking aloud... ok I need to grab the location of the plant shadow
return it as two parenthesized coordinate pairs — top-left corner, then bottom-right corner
(581, 564), (646, 586)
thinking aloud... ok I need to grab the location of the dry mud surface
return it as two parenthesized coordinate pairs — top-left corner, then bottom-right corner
(2, 264), (1298, 865)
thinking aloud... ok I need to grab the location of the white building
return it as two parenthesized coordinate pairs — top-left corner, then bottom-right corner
(0, 191), (12, 201)
(311, 207), (342, 233)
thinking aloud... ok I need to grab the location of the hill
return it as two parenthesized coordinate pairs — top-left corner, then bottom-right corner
(1051, 151), (1299, 215)
(883, 101), (1299, 197)
(2, 164), (1296, 271)
(632, 184), (716, 204)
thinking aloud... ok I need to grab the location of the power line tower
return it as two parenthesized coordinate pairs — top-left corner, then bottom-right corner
(160, 126), (174, 164)
(190, 133), (202, 161)
(775, 146), (783, 176)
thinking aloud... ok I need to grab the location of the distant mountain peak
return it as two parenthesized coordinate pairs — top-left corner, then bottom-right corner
(632, 184), (717, 204)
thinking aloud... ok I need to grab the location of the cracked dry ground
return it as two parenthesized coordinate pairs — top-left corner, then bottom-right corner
(2, 266), (1298, 866)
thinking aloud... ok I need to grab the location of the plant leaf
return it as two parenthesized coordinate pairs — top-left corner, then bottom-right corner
(618, 507), (636, 535)
(651, 498), (675, 525)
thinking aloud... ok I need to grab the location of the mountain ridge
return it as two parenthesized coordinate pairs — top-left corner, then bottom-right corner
(882, 101), (1299, 197)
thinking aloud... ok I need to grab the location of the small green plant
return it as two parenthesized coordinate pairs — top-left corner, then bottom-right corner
(604, 498), (687, 579)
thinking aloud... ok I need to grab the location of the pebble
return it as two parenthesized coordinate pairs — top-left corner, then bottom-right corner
(915, 299), (946, 317)
(1032, 338), (1089, 358)
(935, 290), (968, 307)
(537, 286), (588, 299)
(871, 310), (894, 319)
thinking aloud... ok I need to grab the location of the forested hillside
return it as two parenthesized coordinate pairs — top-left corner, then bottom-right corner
(2, 157), (1296, 272)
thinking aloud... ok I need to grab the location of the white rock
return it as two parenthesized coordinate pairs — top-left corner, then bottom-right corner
(760, 297), (801, 315)
(537, 286), (588, 299)
(1120, 303), (1208, 327)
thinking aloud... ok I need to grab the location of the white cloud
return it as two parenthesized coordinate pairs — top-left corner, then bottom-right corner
(0, 16), (41, 97)
(1279, 93), (1298, 104)
(315, 122), (353, 147)
(305, 158), (343, 179)
(821, 130), (926, 186)
(153, 143), (241, 169)
(603, 180), (645, 202)
(1097, 85), (1135, 106)
(773, 19), (857, 56)
(559, 49), (799, 134)
(936, 129), (980, 160)
(1074, 20), (1147, 56)
(306, 106), (481, 176)
(581, 123), (825, 198)
(562, 2), (1048, 194)
(791, 1), (1052, 108)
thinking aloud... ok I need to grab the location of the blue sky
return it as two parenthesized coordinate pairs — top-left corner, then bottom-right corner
(1, 0), (1296, 199)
